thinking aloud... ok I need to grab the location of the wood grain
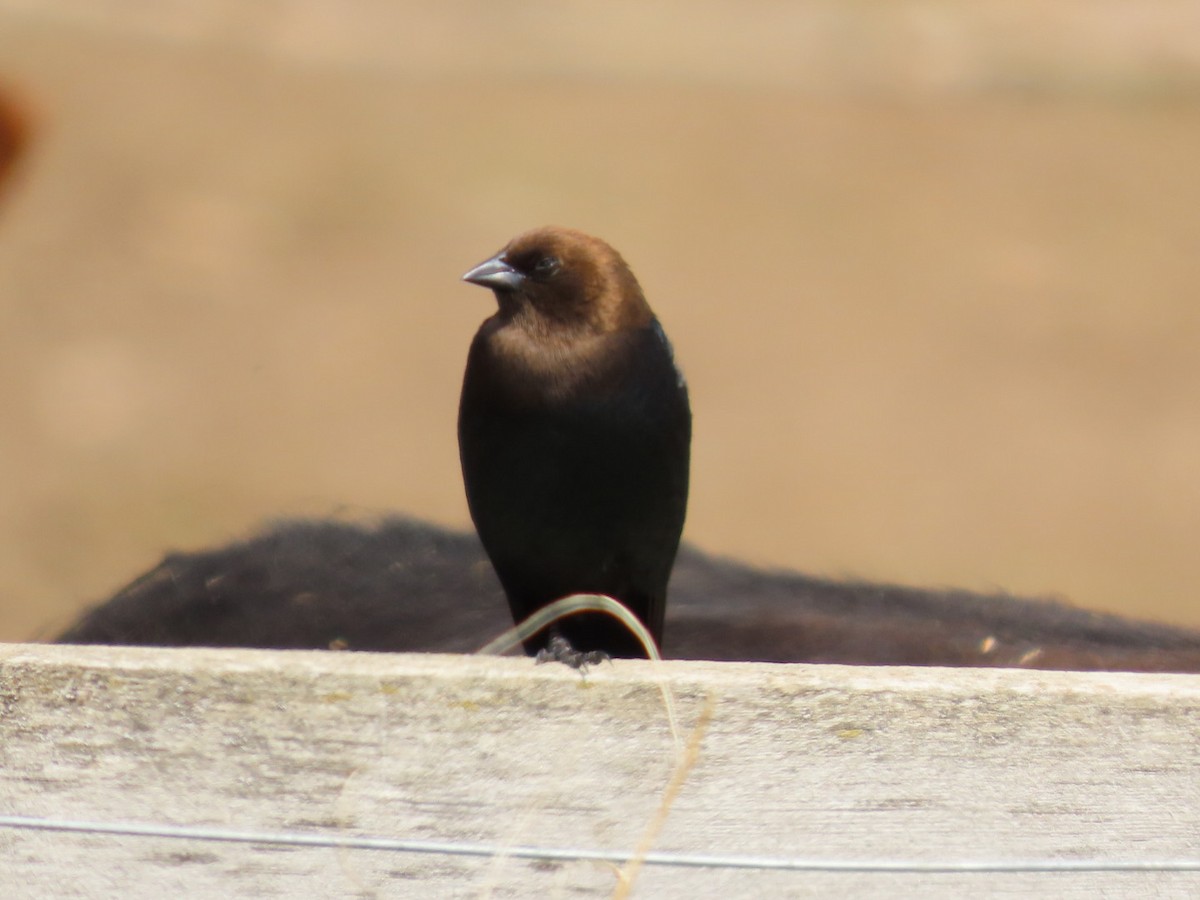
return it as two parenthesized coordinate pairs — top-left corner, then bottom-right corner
(2, 643), (1198, 897)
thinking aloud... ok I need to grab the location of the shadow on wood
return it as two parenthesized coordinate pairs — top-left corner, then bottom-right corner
(56, 516), (1200, 672)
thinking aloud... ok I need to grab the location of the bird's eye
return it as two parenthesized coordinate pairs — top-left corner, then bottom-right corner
(532, 255), (561, 279)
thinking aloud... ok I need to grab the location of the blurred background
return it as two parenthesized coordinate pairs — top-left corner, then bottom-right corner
(1, 2), (1198, 641)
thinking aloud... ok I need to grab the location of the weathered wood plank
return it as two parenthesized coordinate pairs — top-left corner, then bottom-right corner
(1, 643), (1198, 897)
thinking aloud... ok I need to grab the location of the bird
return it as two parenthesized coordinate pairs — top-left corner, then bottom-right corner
(457, 226), (691, 664)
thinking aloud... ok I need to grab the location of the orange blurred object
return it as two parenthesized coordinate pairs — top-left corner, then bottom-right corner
(0, 83), (31, 200)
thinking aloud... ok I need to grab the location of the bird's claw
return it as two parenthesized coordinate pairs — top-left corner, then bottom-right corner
(536, 634), (610, 672)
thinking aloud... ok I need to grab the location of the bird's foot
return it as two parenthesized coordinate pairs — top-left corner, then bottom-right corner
(536, 634), (610, 672)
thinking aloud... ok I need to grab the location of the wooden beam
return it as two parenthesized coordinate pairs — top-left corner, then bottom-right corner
(2, 643), (1198, 897)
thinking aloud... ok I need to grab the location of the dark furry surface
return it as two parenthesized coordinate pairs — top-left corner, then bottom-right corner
(56, 516), (1200, 672)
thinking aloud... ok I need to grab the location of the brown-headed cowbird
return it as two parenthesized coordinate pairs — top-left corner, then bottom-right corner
(458, 227), (691, 663)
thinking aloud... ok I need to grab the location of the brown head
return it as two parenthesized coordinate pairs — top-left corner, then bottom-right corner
(461, 227), (654, 336)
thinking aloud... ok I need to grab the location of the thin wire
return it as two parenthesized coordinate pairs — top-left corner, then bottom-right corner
(2, 815), (1198, 873)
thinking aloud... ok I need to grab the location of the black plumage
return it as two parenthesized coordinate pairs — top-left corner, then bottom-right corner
(458, 227), (691, 660)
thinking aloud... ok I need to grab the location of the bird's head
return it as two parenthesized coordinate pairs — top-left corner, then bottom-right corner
(461, 226), (652, 334)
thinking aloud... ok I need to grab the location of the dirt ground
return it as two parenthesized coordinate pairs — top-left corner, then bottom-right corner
(1, 4), (1199, 641)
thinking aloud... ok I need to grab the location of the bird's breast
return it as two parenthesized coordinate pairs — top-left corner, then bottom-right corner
(469, 322), (618, 409)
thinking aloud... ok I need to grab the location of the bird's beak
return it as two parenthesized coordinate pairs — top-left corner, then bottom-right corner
(461, 254), (524, 292)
